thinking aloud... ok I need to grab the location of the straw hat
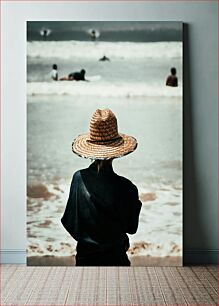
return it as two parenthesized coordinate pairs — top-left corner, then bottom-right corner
(72, 109), (137, 160)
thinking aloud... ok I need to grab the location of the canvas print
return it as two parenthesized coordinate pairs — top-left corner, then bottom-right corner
(27, 21), (183, 266)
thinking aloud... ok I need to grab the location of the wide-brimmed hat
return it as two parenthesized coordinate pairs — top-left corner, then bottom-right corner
(72, 109), (137, 160)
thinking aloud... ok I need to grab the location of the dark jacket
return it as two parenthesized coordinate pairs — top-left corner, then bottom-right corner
(61, 162), (142, 257)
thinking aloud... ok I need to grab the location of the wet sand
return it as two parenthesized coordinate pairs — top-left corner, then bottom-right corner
(27, 255), (182, 267)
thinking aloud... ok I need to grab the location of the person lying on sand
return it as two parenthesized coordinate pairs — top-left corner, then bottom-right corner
(60, 69), (88, 81)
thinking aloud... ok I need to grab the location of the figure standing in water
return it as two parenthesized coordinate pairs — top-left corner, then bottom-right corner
(166, 67), (178, 87)
(61, 109), (142, 266)
(51, 64), (58, 81)
(90, 29), (97, 40)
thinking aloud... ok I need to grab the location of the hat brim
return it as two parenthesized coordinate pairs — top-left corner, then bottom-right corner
(72, 133), (137, 160)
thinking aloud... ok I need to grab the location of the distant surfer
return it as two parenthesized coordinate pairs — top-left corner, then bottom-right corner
(40, 28), (51, 38)
(60, 69), (88, 81)
(51, 64), (58, 81)
(99, 55), (110, 62)
(43, 29), (48, 37)
(88, 29), (100, 41)
(91, 30), (97, 40)
(166, 67), (178, 87)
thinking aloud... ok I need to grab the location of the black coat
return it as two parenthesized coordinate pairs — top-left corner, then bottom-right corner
(61, 162), (142, 259)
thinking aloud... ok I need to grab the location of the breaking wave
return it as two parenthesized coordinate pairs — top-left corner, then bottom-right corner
(27, 81), (182, 98)
(27, 41), (182, 60)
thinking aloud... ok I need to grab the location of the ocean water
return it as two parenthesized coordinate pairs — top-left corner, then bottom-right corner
(27, 38), (183, 260)
(27, 21), (182, 42)
(27, 41), (182, 96)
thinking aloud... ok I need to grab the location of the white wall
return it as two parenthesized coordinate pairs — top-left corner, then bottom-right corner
(1, 1), (218, 263)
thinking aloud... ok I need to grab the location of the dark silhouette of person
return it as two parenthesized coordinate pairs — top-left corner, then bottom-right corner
(40, 28), (51, 38)
(60, 69), (87, 81)
(61, 109), (142, 266)
(166, 67), (178, 87)
(99, 55), (110, 62)
(51, 64), (58, 81)
(91, 30), (96, 40)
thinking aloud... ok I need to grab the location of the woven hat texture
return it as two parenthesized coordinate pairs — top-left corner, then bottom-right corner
(72, 109), (137, 160)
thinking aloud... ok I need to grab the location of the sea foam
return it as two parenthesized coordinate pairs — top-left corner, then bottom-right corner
(27, 181), (182, 257)
(27, 41), (182, 60)
(27, 81), (182, 98)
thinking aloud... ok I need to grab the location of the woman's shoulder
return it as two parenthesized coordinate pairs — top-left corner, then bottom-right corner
(71, 169), (85, 184)
(114, 173), (138, 193)
(71, 166), (92, 182)
(72, 166), (88, 176)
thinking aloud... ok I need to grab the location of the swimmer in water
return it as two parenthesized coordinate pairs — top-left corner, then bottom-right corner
(99, 55), (110, 62)
(166, 67), (178, 87)
(60, 69), (88, 81)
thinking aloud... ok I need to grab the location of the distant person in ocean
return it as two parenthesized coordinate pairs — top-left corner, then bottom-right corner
(59, 69), (88, 81)
(40, 28), (51, 38)
(43, 29), (48, 37)
(61, 109), (142, 266)
(166, 67), (178, 87)
(90, 29), (97, 40)
(51, 64), (58, 81)
(99, 55), (110, 62)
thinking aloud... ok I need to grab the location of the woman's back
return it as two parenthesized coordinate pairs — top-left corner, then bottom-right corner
(61, 162), (141, 251)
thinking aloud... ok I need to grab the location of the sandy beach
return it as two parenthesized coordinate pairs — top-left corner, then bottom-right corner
(27, 255), (182, 267)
